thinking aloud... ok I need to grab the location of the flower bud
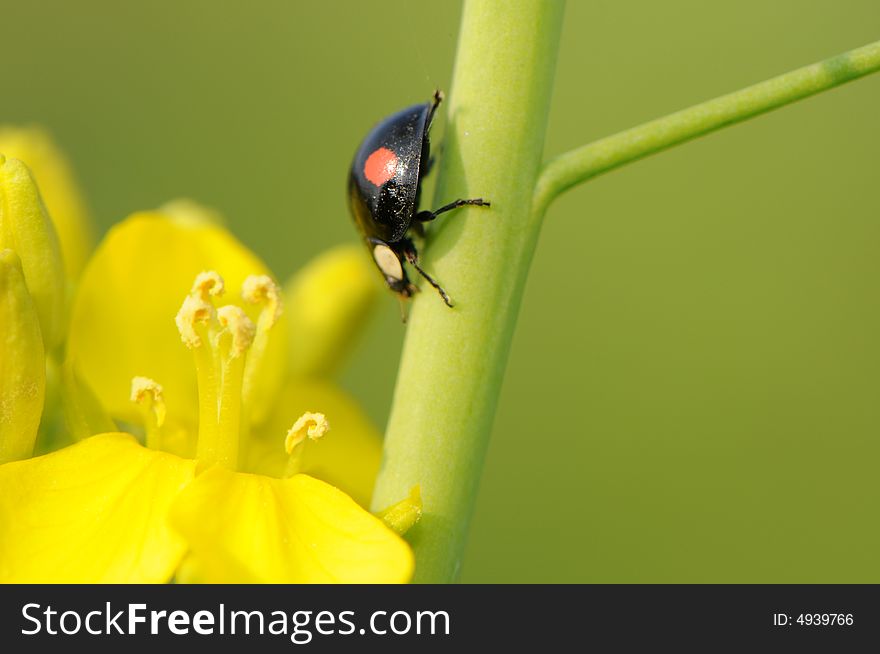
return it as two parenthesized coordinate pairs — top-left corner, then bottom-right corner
(0, 249), (45, 463)
(0, 155), (66, 348)
(0, 127), (94, 279)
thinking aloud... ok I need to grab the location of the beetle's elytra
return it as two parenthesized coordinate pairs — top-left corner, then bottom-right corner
(348, 90), (489, 317)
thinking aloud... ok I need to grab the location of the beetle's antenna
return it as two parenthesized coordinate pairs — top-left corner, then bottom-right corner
(427, 89), (444, 127)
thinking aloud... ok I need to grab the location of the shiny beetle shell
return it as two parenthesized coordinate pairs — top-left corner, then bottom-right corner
(348, 102), (432, 244)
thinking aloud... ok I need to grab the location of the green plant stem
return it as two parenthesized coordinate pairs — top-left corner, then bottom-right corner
(372, 7), (880, 582)
(533, 39), (880, 216)
(370, 0), (565, 583)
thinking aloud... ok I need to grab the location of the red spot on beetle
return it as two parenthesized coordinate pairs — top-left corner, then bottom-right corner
(364, 147), (398, 186)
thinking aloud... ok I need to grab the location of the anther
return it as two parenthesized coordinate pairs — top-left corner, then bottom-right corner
(242, 275), (282, 328)
(130, 376), (167, 449)
(216, 305), (255, 358)
(191, 271), (224, 300)
(285, 412), (330, 453)
(175, 294), (213, 348)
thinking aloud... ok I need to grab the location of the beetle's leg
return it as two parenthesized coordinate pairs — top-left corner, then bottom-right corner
(409, 259), (453, 307)
(415, 198), (490, 222)
(397, 238), (453, 307)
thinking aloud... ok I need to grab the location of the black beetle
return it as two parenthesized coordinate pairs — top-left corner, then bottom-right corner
(348, 90), (489, 313)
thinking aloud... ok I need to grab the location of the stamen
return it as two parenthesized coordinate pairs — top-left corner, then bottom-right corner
(177, 272), (225, 468)
(175, 271), (271, 472)
(130, 376), (166, 449)
(240, 275), (283, 415)
(284, 412), (330, 477)
(216, 305), (255, 358)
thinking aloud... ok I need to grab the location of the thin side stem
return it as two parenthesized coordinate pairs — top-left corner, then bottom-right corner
(533, 39), (880, 217)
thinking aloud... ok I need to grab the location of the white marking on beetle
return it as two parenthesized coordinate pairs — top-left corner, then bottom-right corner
(373, 244), (404, 281)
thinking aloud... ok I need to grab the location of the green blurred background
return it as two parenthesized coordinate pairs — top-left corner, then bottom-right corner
(3, 0), (878, 582)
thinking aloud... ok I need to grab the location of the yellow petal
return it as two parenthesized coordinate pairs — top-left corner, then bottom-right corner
(245, 380), (382, 507)
(160, 198), (226, 228)
(0, 127), (94, 279)
(0, 250), (45, 463)
(67, 211), (287, 430)
(35, 354), (66, 456)
(0, 155), (65, 348)
(0, 433), (196, 583)
(60, 360), (116, 442)
(170, 467), (413, 583)
(285, 244), (379, 378)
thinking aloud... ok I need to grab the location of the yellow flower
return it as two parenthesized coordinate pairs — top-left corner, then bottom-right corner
(0, 210), (417, 583)
(0, 127), (94, 280)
